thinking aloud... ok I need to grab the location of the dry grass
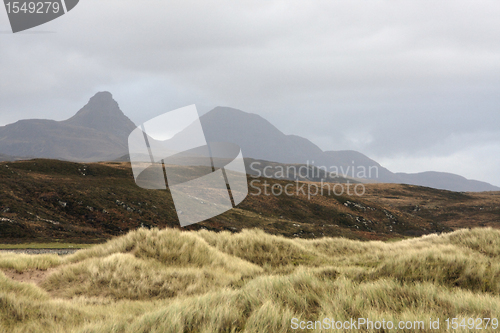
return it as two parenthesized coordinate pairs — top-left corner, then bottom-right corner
(0, 253), (62, 272)
(0, 227), (500, 332)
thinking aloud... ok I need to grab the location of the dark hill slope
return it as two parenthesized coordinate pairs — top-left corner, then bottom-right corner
(2, 159), (499, 244)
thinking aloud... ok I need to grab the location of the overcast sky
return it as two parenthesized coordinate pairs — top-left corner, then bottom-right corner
(1, 0), (499, 186)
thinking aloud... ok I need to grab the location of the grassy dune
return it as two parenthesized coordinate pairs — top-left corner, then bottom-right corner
(0, 227), (499, 332)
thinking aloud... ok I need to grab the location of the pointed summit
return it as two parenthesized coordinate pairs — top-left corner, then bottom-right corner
(63, 91), (136, 142)
(0, 92), (138, 162)
(87, 91), (116, 109)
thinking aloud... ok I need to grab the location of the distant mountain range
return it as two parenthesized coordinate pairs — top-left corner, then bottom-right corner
(198, 107), (499, 192)
(0, 92), (498, 192)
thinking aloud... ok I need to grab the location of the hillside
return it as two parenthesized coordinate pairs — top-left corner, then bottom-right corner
(0, 227), (500, 332)
(1, 158), (499, 244)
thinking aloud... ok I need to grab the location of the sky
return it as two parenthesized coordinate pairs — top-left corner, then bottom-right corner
(1, 0), (499, 186)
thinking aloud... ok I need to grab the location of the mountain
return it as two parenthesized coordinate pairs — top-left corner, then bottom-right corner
(0, 92), (136, 162)
(196, 107), (404, 182)
(319, 150), (398, 183)
(196, 107), (500, 192)
(199, 107), (324, 164)
(63, 91), (136, 143)
(395, 171), (499, 192)
(1, 95), (498, 192)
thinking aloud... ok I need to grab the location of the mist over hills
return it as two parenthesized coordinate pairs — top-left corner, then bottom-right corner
(0, 92), (498, 192)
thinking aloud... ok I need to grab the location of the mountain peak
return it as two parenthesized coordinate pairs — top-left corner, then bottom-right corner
(89, 91), (114, 104)
(0, 92), (138, 161)
(63, 91), (136, 140)
(71, 91), (120, 118)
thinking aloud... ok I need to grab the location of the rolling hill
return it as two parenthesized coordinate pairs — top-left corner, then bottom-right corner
(1, 158), (499, 244)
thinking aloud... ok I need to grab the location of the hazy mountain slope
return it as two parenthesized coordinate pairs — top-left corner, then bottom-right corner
(319, 150), (400, 183)
(0, 92), (136, 162)
(199, 107), (324, 164)
(397, 171), (500, 192)
(198, 107), (499, 191)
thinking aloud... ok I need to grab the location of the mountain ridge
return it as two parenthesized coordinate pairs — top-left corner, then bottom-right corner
(197, 107), (499, 192)
(0, 92), (498, 192)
